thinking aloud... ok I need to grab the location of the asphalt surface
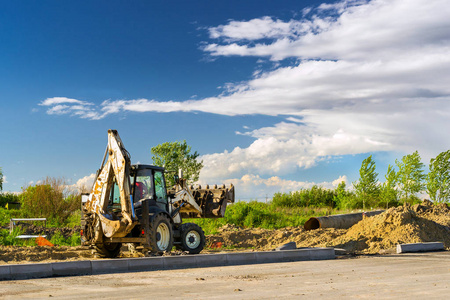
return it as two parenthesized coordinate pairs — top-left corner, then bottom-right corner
(1, 251), (449, 299)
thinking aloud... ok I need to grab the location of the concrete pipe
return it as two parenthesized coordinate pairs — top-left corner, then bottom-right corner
(304, 210), (385, 230)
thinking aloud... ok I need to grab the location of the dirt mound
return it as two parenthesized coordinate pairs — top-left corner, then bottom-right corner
(206, 224), (346, 251)
(0, 245), (93, 264)
(332, 203), (450, 254)
(207, 202), (450, 254)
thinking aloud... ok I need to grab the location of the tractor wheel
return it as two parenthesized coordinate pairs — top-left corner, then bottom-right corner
(94, 242), (122, 258)
(149, 214), (173, 254)
(180, 223), (205, 254)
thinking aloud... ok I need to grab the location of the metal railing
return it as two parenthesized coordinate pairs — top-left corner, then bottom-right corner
(9, 218), (47, 238)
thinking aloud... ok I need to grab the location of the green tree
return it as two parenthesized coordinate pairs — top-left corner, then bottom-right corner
(333, 181), (347, 209)
(396, 151), (426, 203)
(380, 164), (398, 208)
(151, 140), (203, 187)
(353, 155), (380, 209)
(427, 150), (450, 203)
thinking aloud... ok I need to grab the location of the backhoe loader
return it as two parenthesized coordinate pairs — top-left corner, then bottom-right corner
(81, 129), (234, 258)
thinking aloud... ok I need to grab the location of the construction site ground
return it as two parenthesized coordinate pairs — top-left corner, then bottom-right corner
(1, 251), (449, 299)
(1, 201), (449, 265)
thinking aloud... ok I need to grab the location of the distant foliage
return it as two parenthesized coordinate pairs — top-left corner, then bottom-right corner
(272, 185), (336, 208)
(396, 151), (426, 203)
(20, 177), (80, 226)
(0, 192), (21, 208)
(427, 150), (450, 203)
(380, 164), (400, 208)
(353, 155), (380, 209)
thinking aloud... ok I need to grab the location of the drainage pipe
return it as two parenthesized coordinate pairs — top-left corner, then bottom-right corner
(304, 210), (385, 230)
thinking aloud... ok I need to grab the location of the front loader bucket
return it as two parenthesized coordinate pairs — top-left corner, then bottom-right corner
(180, 184), (235, 218)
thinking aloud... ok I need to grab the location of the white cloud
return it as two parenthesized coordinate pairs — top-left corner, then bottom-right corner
(39, 0), (450, 191)
(39, 97), (91, 106)
(197, 173), (345, 200)
(204, 0), (450, 61)
(39, 97), (105, 120)
(74, 173), (96, 191)
(332, 175), (348, 187)
(208, 16), (300, 41)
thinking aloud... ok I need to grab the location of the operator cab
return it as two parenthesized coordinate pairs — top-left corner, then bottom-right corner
(130, 164), (169, 216)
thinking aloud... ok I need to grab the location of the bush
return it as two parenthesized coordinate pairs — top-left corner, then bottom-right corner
(49, 231), (81, 246)
(0, 192), (21, 208)
(0, 207), (23, 226)
(223, 201), (319, 229)
(20, 177), (80, 226)
(0, 228), (29, 246)
(272, 185), (337, 208)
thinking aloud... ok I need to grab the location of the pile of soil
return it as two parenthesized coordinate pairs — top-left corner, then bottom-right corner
(207, 201), (450, 254)
(0, 246), (92, 264)
(206, 224), (346, 251)
(332, 201), (450, 254)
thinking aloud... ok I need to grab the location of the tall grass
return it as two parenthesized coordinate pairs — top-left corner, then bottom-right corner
(0, 208), (23, 226)
(187, 200), (344, 235)
(272, 185), (337, 208)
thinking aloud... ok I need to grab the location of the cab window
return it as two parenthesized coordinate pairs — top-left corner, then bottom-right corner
(108, 180), (121, 212)
(134, 169), (153, 202)
(154, 171), (167, 204)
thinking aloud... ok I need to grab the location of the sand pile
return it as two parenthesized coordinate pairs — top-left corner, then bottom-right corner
(206, 224), (347, 251)
(332, 202), (450, 254)
(207, 201), (450, 254)
(0, 246), (92, 264)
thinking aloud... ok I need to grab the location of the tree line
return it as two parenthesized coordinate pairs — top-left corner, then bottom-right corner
(273, 150), (450, 209)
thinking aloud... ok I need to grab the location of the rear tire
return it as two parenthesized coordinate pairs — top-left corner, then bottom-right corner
(180, 223), (205, 254)
(95, 242), (122, 258)
(149, 214), (173, 254)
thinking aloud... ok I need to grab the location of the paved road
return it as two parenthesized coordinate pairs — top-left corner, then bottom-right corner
(1, 251), (449, 299)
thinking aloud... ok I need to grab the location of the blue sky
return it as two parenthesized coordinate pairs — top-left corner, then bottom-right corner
(1, 0), (450, 200)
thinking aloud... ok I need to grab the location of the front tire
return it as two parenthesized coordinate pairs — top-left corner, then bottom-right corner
(180, 223), (205, 254)
(149, 214), (173, 254)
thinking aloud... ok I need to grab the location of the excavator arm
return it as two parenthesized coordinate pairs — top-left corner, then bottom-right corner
(84, 129), (137, 239)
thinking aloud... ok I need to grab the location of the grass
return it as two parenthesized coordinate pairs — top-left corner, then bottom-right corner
(0, 208), (23, 226)
(0, 228), (81, 247)
(186, 201), (360, 235)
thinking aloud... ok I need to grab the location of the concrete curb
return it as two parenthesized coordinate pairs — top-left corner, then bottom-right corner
(0, 247), (334, 281)
(396, 242), (445, 254)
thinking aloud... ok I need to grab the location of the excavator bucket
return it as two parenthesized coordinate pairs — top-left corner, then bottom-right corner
(172, 183), (235, 218)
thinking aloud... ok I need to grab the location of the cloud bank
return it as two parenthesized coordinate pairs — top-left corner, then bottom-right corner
(41, 0), (450, 196)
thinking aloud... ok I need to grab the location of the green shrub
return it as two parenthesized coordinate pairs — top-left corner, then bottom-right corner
(0, 207), (23, 226)
(0, 228), (25, 246)
(49, 231), (80, 246)
(20, 177), (80, 226)
(187, 201), (345, 232)
(272, 185), (337, 208)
